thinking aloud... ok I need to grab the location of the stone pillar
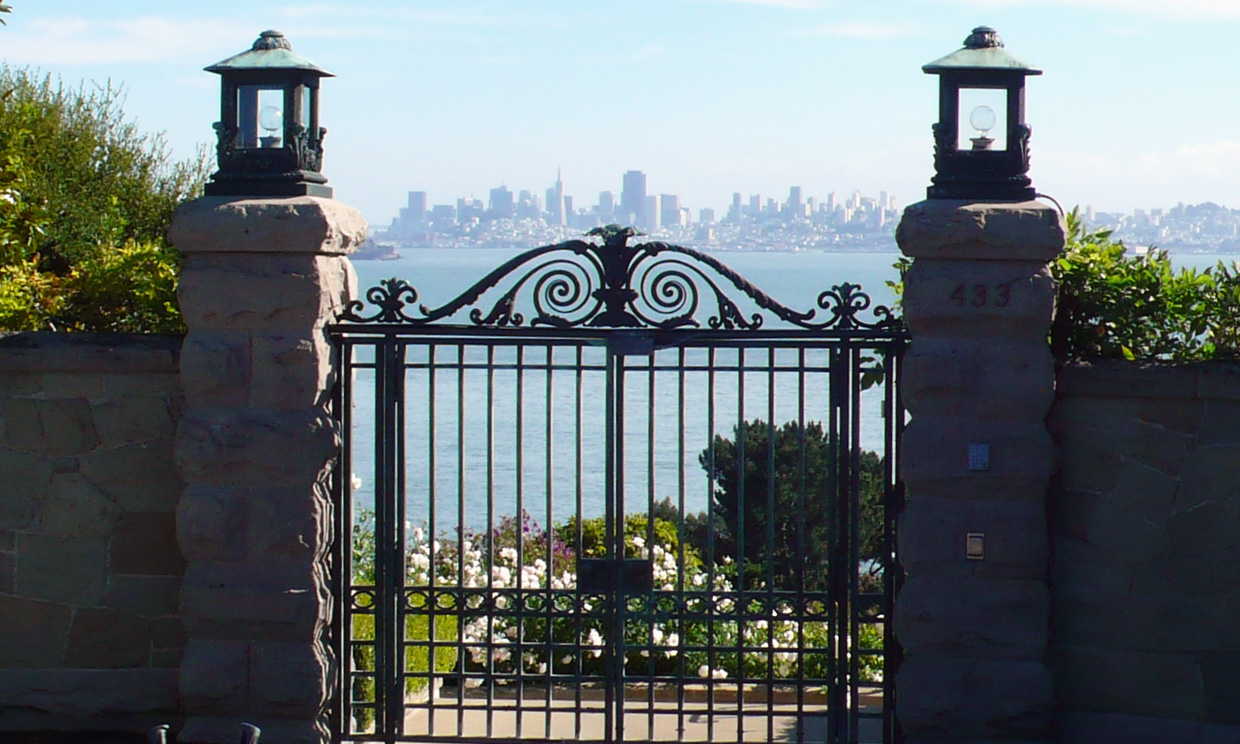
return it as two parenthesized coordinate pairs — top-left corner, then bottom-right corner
(168, 197), (365, 744)
(893, 201), (1065, 743)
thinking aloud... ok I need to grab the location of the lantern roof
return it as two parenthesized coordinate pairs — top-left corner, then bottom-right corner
(922, 27), (1041, 76)
(206, 30), (335, 77)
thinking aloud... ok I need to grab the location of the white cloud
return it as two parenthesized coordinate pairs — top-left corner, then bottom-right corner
(918, 0), (1240, 20)
(1, 7), (510, 67)
(277, 5), (508, 26)
(2, 16), (241, 65)
(1165, 140), (1240, 177)
(791, 21), (923, 38)
(701, 0), (824, 8)
(1035, 140), (1240, 212)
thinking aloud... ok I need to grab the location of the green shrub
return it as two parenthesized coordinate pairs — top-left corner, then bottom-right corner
(0, 65), (207, 332)
(1050, 209), (1239, 361)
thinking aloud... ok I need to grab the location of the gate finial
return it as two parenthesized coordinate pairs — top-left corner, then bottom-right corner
(586, 224), (643, 250)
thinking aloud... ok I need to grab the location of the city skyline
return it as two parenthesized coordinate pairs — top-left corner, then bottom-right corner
(10, 2), (1240, 224)
(378, 167), (1240, 256)
(382, 168), (900, 235)
(380, 166), (1235, 233)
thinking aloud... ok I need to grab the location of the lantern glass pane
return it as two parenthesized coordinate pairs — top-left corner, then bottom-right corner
(237, 85), (285, 149)
(300, 86), (311, 127)
(957, 87), (1007, 151)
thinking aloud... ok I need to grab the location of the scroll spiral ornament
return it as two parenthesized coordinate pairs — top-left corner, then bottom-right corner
(634, 262), (699, 327)
(530, 260), (597, 327)
(335, 227), (902, 333)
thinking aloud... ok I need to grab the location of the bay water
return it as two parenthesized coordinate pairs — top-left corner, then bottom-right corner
(344, 246), (1232, 536)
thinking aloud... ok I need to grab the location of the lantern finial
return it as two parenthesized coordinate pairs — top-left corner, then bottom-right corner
(203, 30), (334, 197)
(252, 30), (293, 52)
(964, 27), (1003, 50)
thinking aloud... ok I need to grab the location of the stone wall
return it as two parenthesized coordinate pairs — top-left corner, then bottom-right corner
(1048, 359), (1240, 743)
(0, 332), (185, 732)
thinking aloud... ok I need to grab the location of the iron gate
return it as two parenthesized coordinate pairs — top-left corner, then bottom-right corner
(329, 227), (907, 744)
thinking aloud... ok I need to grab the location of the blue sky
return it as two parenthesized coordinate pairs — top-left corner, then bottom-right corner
(5, 0), (1240, 225)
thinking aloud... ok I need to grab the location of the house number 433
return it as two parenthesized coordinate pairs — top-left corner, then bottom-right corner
(950, 282), (1013, 308)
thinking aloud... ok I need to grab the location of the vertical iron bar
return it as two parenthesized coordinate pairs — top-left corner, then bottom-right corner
(485, 344), (496, 739)
(828, 346), (845, 744)
(515, 344), (526, 738)
(377, 338), (404, 744)
(330, 334), (351, 740)
(544, 343), (555, 740)
(705, 345), (718, 743)
(765, 346), (777, 744)
(847, 342), (861, 744)
(885, 337), (906, 744)
(613, 348), (628, 744)
(735, 346), (746, 744)
(395, 342), (410, 742)
(574, 344), (586, 740)
(424, 343), (437, 736)
(881, 341), (896, 744)
(455, 343), (468, 737)
(604, 345), (619, 744)
(795, 345), (808, 744)
(676, 345), (688, 742)
(646, 348), (657, 742)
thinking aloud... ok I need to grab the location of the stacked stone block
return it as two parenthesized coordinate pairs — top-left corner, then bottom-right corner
(0, 333), (184, 732)
(894, 201), (1064, 743)
(169, 197), (365, 744)
(1049, 360), (1240, 743)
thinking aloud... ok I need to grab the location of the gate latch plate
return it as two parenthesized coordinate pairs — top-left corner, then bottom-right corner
(578, 558), (653, 593)
(608, 333), (655, 356)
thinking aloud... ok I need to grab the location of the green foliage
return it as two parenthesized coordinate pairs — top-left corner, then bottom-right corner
(557, 498), (699, 570)
(884, 255), (911, 314)
(348, 510), (459, 733)
(1051, 208), (1240, 361)
(698, 419), (886, 592)
(0, 65), (208, 332)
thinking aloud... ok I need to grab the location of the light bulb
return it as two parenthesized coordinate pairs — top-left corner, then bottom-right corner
(259, 105), (283, 134)
(969, 105), (997, 136)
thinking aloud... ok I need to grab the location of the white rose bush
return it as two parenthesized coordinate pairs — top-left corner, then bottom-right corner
(351, 507), (883, 704)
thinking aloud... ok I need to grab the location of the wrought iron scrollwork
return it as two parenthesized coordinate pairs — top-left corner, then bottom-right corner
(336, 225), (902, 332)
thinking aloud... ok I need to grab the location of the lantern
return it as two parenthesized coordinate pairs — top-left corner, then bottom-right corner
(923, 27), (1041, 201)
(204, 30), (334, 197)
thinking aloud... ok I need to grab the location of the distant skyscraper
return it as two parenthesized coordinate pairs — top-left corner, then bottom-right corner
(545, 168), (565, 226)
(489, 186), (514, 219)
(788, 186), (803, 216)
(407, 191), (428, 221)
(461, 197), (487, 224)
(516, 190), (541, 220)
(827, 192), (836, 213)
(661, 194), (681, 229)
(597, 191), (615, 221)
(699, 208), (716, 224)
(644, 195), (661, 231)
(621, 170), (647, 228)
(728, 193), (742, 222)
(748, 194), (760, 218)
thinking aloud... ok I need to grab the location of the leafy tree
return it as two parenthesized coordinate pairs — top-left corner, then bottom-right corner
(698, 419), (886, 592)
(0, 65), (209, 332)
